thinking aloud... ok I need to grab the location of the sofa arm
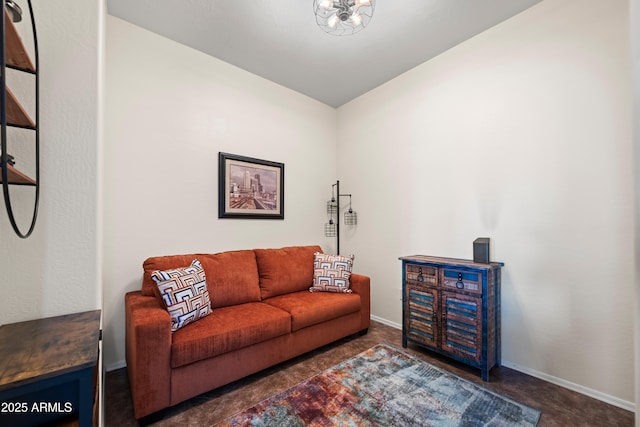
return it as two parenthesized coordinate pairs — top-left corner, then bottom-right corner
(125, 291), (172, 419)
(350, 273), (371, 332)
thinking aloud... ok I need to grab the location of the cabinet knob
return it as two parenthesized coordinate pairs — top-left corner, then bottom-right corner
(417, 267), (424, 282)
(456, 272), (465, 289)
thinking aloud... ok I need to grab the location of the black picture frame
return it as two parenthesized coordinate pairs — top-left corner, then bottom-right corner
(218, 152), (284, 219)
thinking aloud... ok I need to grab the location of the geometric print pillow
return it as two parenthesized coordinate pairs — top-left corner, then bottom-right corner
(151, 259), (212, 332)
(309, 252), (354, 293)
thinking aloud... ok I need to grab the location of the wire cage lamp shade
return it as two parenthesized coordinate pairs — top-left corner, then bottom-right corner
(344, 208), (357, 225)
(327, 200), (337, 215)
(324, 219), (337, 237)
(313, 0), (376, 36)
(344, 194), (357, 225)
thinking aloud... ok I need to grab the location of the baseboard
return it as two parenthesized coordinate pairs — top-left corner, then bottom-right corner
(500, 360), (635, 413)
(104, 359), (127, 372)
(369, 315), (636, 414)
(370, 314), (402, 330)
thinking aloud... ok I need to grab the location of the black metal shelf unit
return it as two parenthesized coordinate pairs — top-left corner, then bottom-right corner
(0, 0), (39, 238)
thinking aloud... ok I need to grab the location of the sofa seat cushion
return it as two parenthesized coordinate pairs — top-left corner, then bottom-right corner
(263, 291), (361, 332)
(171, 302), (291, 368)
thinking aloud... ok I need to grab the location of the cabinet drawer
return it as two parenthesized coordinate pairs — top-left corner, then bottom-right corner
(441, 268), (482, 294)
(405, 264), (438, 286)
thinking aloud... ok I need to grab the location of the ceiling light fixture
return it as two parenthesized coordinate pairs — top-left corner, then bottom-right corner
(313, 0), (375, 36)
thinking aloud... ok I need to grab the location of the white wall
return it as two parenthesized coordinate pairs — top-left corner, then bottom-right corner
(338, 0), (634, 408)
(0, 1), (102, 323)
(103, 16), (337, 368)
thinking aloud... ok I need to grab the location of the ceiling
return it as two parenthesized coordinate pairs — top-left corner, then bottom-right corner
(107, 0), (542, 108)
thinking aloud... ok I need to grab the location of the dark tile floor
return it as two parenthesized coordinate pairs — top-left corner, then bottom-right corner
(104, 321), (634, 426)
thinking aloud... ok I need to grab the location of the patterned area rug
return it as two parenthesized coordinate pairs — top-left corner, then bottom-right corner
(216, 344), (541, 426)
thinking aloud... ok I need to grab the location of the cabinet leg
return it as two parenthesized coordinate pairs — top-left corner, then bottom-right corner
(402, 337), (407, 348)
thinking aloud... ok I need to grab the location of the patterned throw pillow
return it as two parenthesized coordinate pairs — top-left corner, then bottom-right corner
(309, 252), (354, 293)
(151, 259), (212, 332)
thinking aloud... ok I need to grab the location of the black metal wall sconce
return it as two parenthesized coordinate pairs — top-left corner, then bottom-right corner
(324, 180), (357, 254)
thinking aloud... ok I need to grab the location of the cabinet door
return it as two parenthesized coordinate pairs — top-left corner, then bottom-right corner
(405, 285), (438, 348)
(441, 291), (482, 363)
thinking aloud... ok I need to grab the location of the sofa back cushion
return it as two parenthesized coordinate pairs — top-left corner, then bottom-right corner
(254, 245), (322, 299)
(142, 250), (261, 308)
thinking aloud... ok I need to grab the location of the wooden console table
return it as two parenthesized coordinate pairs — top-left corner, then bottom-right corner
(0, 310), (101, 427)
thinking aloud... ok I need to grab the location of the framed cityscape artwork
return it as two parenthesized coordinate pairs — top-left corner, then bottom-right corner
(218, 152), (284, 219)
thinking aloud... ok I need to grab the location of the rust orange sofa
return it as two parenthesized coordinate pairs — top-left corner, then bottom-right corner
(125, 245), (370, 419)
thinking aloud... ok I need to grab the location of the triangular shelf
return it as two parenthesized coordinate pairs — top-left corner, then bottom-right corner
(0, 163), (35, 185)
(4, 9), (35, 73)
(5, 86), (35, 129)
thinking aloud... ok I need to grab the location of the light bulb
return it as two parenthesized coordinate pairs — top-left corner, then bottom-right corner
(328, 14), (339, 28)
(350, 13), (362, 26)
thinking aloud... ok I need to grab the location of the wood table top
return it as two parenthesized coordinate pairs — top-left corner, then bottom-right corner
(399, 255), (504, 268)
(0, 310), (101, 390)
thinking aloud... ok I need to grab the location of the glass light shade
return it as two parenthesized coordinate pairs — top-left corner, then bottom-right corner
(313, 0), (375, 36)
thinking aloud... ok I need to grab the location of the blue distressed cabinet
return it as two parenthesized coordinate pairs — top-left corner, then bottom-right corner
(400, 255), (503, 381)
